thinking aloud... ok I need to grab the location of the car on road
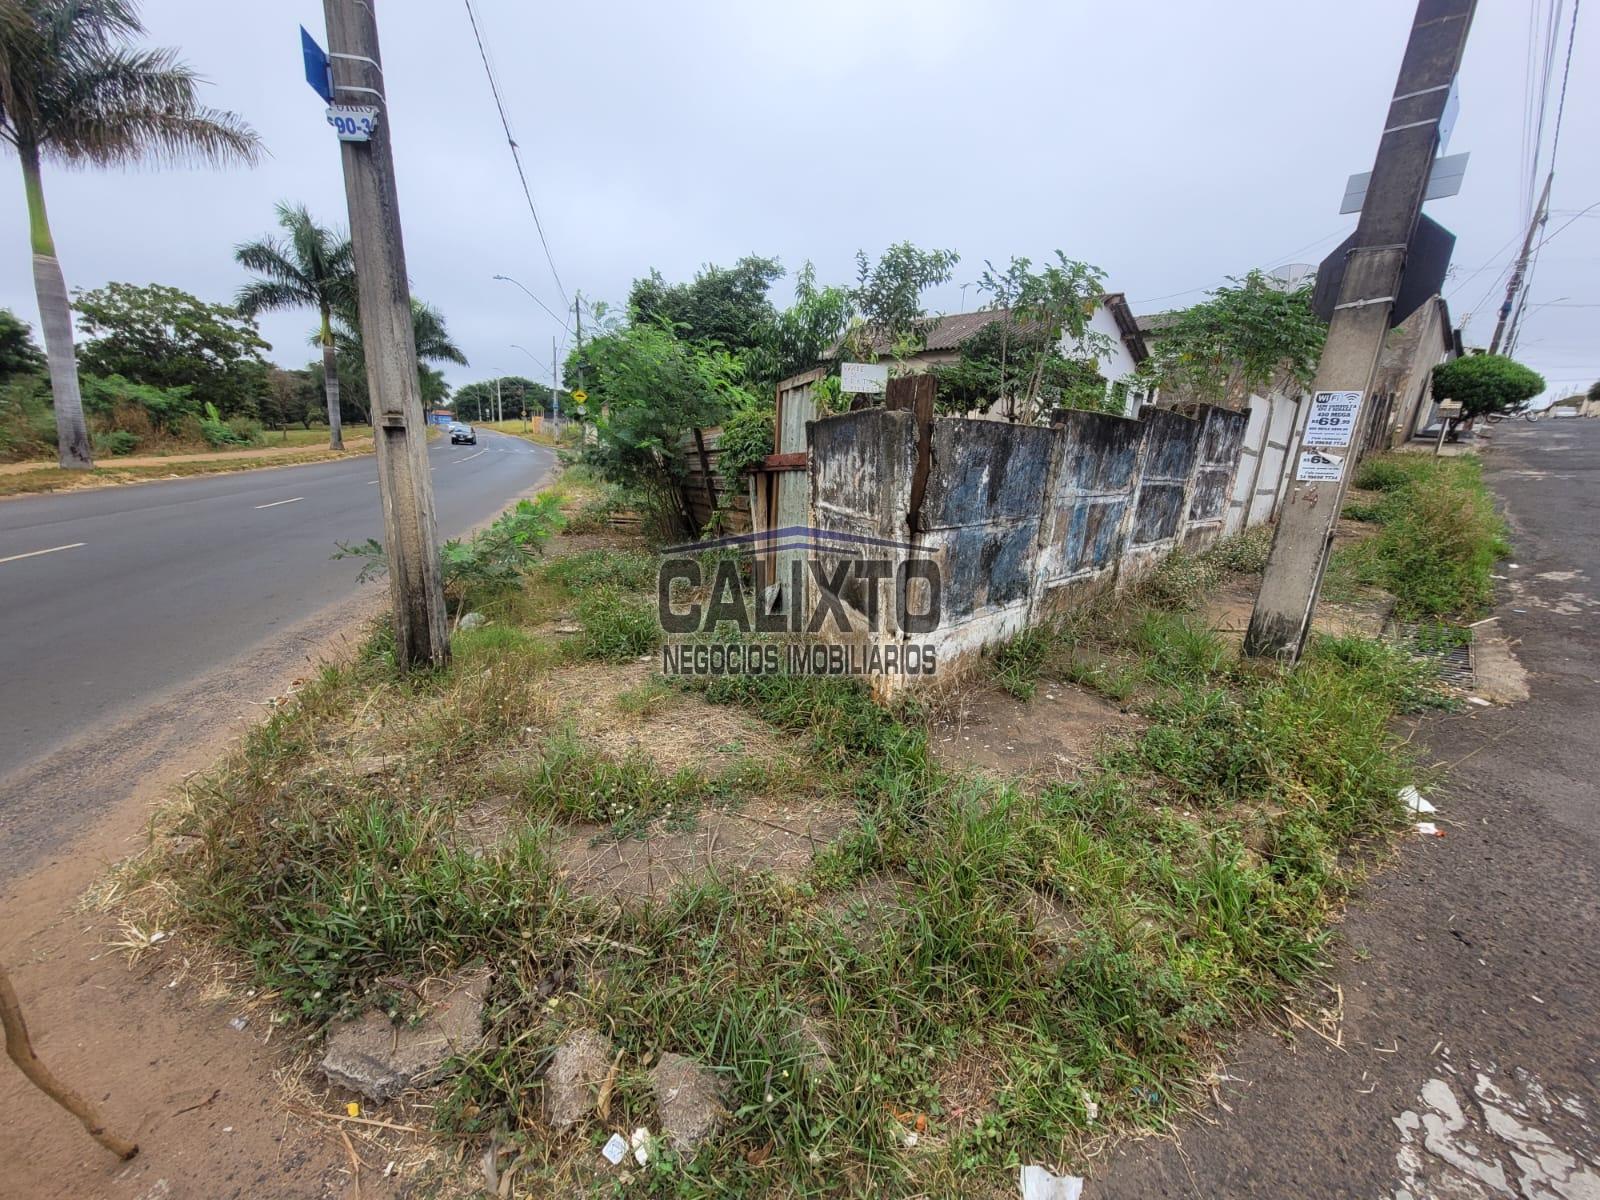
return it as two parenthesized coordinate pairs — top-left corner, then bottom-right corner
(450, 422), (477, 445)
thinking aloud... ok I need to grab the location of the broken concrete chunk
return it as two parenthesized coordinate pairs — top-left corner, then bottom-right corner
(320, 966), (489, 1102)
(541, 1029), (615, 1132)
(457, 611), (488, 630)
(651, 1052), (729, 1153)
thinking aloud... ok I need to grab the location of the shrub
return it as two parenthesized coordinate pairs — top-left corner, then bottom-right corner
(94, 429), (138, 456)
(337, 493), (565, 612)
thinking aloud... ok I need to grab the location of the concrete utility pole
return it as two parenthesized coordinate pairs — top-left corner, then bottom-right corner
(552, 335), (561, 432)
(324, 0), (450, 668)
(1245, 0), (1476, 661)
(1489, 172), (1552, 355)
(495, 376), (503, 424)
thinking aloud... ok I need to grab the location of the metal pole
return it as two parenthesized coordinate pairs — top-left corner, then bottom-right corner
(1245, 0), (1476, 661)
(324, 0), (449, 668)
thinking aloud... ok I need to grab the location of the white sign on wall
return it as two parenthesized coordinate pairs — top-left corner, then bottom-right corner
(1303, 390), (1363, 447)
(1296, 449), (1345, 482)
(840, 362), (889, 394)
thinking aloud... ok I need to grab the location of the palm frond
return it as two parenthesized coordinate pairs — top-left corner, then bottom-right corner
(235, 277), (312, 318)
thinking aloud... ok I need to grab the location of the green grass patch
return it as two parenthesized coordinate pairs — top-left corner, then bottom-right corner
(120, 496), (1466, 1196)
(1334, 453), (1508, 619)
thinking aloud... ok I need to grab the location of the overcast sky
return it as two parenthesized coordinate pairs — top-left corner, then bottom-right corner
(3, 0), (1595, 400)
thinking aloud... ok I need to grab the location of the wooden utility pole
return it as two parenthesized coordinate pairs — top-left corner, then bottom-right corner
(1245, 0), (1476, 660)
(324, 0), (449, 668)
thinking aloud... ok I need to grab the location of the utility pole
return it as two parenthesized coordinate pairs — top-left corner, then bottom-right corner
(495, 376), (503, 424)
(1245, 0), (1476, 661)
(324, 0), (449, 668)
(552, 334), (560, 433)
(1489, 172), (1552, 355)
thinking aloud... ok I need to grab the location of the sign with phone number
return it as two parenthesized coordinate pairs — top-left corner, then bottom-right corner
(1303, 390), (1363, 447)
(326, 105), (380, 142)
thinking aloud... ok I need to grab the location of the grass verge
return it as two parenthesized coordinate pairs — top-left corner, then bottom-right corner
(111, 502), (1456, 1197)
(1334, 452), (1508, 619)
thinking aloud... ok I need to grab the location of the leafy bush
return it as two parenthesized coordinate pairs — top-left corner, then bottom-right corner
(337, 493), (565, 612)
(198, 400), (258, 447)
(0, 375), (56, 462)
(1431, 354), (1544, 420)
(94, 429), (138, 456)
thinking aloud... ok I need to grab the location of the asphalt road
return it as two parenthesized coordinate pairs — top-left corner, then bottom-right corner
(0, 429), (553, 851)
(1095, 418), (1600, 1198)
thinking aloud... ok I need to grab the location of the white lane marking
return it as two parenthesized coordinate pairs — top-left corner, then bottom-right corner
(367, 479), (379, 485)
(254, 496), (304, 510)
(0, 541), (85, 566)
(454, 450), (487, 463)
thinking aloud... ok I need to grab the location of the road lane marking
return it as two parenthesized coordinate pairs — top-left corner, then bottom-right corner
(454, 450), (487, 463)
(367, 479), (379, 485)
(0, 541), (85, 565)
(254, 496), (304, 510)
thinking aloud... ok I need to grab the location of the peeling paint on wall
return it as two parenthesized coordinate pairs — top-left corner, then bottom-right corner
(805, 400), (1250, 689)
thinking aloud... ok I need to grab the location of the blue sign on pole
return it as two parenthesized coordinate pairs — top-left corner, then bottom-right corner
(301, 26), (332, 103)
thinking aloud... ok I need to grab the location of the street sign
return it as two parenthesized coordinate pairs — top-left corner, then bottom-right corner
(1340, 152), (1470, 214)
(326, 105), (380, 141)
(301, 26), (332, 103)
(1295, 449), (1345, 482)
(570, 389), (588, 405)
(1311, 214), (1456, 328)
(841, 362), (889, 394)
(1303, 391), (1363, 447)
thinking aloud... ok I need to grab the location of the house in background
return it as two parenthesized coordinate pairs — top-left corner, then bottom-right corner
(837, 293), (1152, 417)
(1368, 294), (1456, 449)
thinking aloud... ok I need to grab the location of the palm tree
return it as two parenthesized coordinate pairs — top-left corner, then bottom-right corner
(0, 0), (260, 468)
(235, 203), (354, 449)
(327, 298), (468, 421)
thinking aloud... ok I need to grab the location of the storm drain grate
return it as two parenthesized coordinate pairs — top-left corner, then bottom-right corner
(1402, 624), (1475, 686)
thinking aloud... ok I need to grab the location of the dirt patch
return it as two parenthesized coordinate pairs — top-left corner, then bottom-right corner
(0, 594), (392, 1200)
(542, 660), (796, 778)
(553, 798), (849, 904)
(931, 681), (1133, 781)
(1203, 576), (1393, 643)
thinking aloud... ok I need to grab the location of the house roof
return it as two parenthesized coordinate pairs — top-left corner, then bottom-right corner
(835, 295), (1149, 363)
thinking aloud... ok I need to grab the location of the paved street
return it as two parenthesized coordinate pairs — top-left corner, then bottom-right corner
(1095, 418), (1600, 1198)
(0, 429), (553, 873)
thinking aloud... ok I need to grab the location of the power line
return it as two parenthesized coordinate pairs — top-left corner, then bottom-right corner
(462, 0), (569, 308)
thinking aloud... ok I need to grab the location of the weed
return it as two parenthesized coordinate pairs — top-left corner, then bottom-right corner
(575, 587), (660, 661)
(992, 626), (1054, 699)
(1339, 454), (1508, 618)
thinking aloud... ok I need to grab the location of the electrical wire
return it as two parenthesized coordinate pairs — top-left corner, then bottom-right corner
(462, 0), (570, 309)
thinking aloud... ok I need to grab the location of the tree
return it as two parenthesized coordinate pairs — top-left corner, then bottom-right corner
(1135, 270), (1325, 411)
(326, 298), (467, 422)
(73, 281), (270, 417)
(930, 253), (1112, 422)
(456, 375), (551, 421)
(579, 322), (753, 535)
(1587, 379), (1599, 405)
(743, 263), (853, 390)
(0, 308), (45, 380)
(1431, 354), (1545, 420)
(235, 202), (354, 448)
(627, 255), (784, 352)
(0, 0), (260, 468)
(845, 241), (959, 358)
(262, 366), (318, 433)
